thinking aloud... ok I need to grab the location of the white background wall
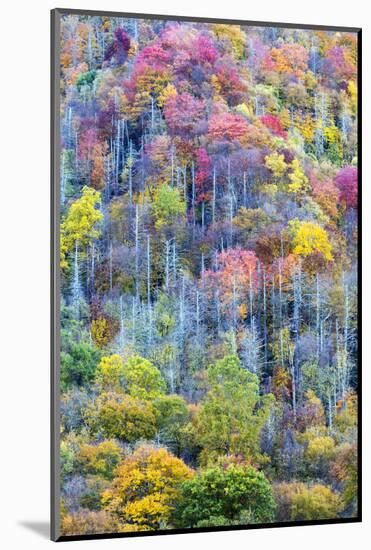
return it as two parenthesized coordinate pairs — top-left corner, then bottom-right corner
(0, 0), (368, 547)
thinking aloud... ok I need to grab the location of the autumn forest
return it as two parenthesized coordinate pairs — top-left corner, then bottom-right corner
(58, 13), (359, 536)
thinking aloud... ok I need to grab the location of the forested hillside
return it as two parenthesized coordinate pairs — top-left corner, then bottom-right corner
(58, 14), (359, 536)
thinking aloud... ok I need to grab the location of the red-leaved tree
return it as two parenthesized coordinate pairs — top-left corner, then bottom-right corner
(335, 166), (358, 209)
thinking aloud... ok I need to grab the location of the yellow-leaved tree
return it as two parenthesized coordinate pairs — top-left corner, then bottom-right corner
(157, 83), (177, 108)
(95, 355), (126, 390)
(265, 152), (287, 179)
(289, 220), (333, 261)
(212, 24), (246, 59)
(287, 158), (309, 194)
(95, 353), (167, 399)
(101, 445), (194, 530)
(60, 186), (103, 269)
(77, 440), (123, 480)
(152, 184), (186, 229)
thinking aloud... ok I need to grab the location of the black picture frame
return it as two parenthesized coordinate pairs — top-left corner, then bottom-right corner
(51, 8), (362, 542)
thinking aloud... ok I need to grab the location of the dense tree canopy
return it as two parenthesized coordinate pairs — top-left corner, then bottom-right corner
(59, 13), (359, 536)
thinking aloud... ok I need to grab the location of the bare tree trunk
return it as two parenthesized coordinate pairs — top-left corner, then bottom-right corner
(135, 204), (139, 298)
(151, 96), (155, 132)
(243, 172), (247, 207)
(249, 269), (254, 327)
(131, 296), (136, 346)
(196, 290), (200, 340)
(191, 162), (196, 235)
(278, 260), (284, 366)
(316, 273), (321, 361)
(172, 241), (177, 285)
(72, 240), (80, 319)
(165, 240), (170, 289)
(232, 277), (237, 329)
(212, 166), (216, 225)
(120, 295), (125, 349)
(183, 167), (187, 204)
(128, 140), (133, 206)
(171, 147), (175, 187)
(147, 234), (152, 344)
(91, 242), (95, 291)
(263, 268), (268, 370)
(147, 234), (151, 307)
(343, 272), (350, 394)
(109, 242), (113, 294)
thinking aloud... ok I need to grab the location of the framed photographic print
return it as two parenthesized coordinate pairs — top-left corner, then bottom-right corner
(51, 8), (361, 541)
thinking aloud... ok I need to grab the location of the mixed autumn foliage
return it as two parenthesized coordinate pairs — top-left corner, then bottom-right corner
(59, 14), (359, 536)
